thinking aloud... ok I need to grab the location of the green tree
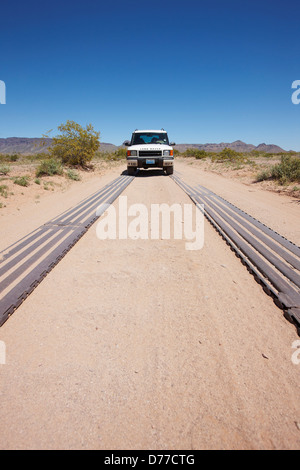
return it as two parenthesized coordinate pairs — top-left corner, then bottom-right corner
(50, 120), (100, 168)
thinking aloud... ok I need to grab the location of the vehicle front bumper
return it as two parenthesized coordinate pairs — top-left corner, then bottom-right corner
(127, 158), (174, 169)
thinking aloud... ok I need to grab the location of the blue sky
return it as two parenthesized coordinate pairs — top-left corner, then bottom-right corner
(0, 0), (300, 150)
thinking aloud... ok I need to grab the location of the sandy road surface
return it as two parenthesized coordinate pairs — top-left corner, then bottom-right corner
(0, 161), (299, 450)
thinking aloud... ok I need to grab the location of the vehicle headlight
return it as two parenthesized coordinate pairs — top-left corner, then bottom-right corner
(163, 150), (173, 156)
(127, 150), (137, 156)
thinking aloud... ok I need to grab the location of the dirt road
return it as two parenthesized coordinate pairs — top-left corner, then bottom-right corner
(0, 161), (299, 449)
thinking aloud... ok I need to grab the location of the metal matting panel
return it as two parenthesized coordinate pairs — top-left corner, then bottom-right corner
(171, 173), (300, 333)
(0, 175), (134, 326)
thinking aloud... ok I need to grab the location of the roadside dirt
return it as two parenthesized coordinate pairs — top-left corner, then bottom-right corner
(178, 156), (300, 200)
(0, 160), (299, 450)
(0, 159), (123, 215)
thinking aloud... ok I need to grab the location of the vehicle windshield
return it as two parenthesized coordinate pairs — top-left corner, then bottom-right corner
(131, 132), (169, 145)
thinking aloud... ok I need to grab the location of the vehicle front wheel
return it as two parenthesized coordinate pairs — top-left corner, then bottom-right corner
(127, 167), (136, 176)
(165, 166), (174, 175)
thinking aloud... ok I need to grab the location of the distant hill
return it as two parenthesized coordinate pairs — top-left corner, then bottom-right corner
(0, 137), (52, 154)
(174, 140), (286, 154)
(254, 143), (286, 154)
(0, 137), (287, 155)
(0, 138), (118, 155)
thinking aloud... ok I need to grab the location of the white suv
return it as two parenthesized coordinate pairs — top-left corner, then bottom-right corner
(124, 129), (175, 176)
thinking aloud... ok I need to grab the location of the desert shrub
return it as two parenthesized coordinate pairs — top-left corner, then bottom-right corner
(13, 176), (30, 187)
(256, 156), (300, 184)
(98, 148), (127, 161)
(0, 184), (8, 197)
(256, 169), (271, 182)
(270, 155), (300, 184)
(195, 150), (209, 159)
(110, 148), (127, 160)
(250, 150), (261, 158)
(184, 148), (208, 159)
(24, 152), (50, 162)
(107, 148), (127, 160)
(211, 147), (243, 162)
(94, 151), (107, 160)
(0, 154), (12, 163)
(49, 120), (100, 167)
(262, 152), (275, 158)
(43, 181), (54, 191)
(0, 165), (10, 175)
(36, 158), (63, 177)
(66, 169), (81, 181)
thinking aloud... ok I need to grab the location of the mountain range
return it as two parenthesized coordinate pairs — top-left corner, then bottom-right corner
(0, 137), (287, 155)
(173, 140), (286, 154)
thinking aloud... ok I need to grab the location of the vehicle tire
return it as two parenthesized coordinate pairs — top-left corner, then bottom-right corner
(127, 167), (136, 176)
(165, 166), (174, 175)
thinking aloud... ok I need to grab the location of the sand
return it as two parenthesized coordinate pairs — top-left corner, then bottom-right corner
(0, 159), (299, 450)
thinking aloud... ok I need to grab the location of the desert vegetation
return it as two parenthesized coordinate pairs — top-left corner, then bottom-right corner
(256, 155), (300, 184)
(0, 122), (299, 209)
(0, 122), (127, 208)
(176, 147), (300, 189)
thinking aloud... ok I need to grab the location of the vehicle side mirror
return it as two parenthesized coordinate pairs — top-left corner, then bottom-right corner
(170, 142), (176, 146)
(123, 141), (130, 146)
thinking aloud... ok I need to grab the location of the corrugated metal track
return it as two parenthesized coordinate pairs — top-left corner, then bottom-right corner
(2, 169), (299, 334)
(0, 174), (134, 327)
(171, 173), (300, 334)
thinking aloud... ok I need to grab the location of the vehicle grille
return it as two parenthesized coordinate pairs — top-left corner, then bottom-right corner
(139, 150), (162, 157)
